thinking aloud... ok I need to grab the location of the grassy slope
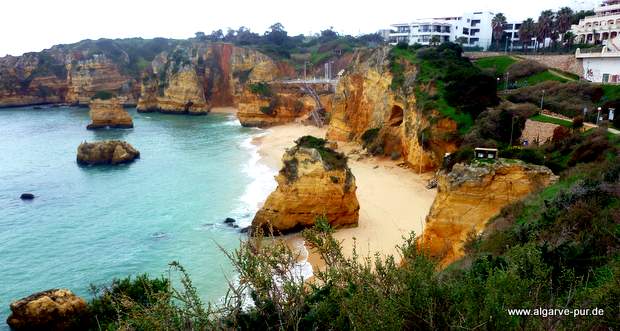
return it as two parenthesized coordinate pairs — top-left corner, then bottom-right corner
(530, 114), (572, 127)
(475, 55), (517, 75)
(391, 47), (474, 134)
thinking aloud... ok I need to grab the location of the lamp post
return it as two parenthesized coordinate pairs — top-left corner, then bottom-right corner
(497, 77), (500, 91)
(540, 89), (545, 111)
(509, 115), (516, 146)
(505, 71), (509, 90)
(597, 107), (602, 125)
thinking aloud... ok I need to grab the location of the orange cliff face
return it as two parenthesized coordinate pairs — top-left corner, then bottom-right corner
(421, 160), (558, 266)
(137, 43), (294, 115)
(0, 52), (138, 108)
(237, 82), (333, 127)
(326, 48), (458, 173)
(252, 138), (359, 234)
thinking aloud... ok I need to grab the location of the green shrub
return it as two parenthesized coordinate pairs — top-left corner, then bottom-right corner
(506, 60), (547, 81)
(296, 136), (347, 170)
(91, 91), (115, 100)
(361, 128), (380, 147)
(248, 81), (272, 98)
(88, 274), (170, 330)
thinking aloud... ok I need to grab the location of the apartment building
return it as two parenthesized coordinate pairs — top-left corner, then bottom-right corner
(571, 0), (620, 45)
(389, 12), (496, 49)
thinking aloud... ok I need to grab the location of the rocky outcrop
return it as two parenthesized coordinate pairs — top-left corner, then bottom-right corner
(421, 160), (558, 266)
(0, 50), (139, 108)
(6, 289), (87, 331)
(87, 98), (133, 129)
(252, 136), (359, 234)
(327, 47), (458, 172)
(237, 82), (332, 127)
(77, 140), (140, 165)
(66, 55), (138, 105)
(138, 43), (293, 114)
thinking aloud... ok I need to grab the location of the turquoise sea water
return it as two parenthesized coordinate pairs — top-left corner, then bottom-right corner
(0, 106), (272, 325)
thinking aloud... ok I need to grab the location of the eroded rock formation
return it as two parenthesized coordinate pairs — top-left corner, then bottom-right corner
(0, 51), (139, 108)
(137, 43), (293, 114)
(77, 140), (140, 165)
(6, 289), (87, 331)
(421, 160), (558, 266)
(252, 136), (359, 234)
(87, 98), (133, 129)
(237, 82), (332, 127)
(327, 47), (458, 172)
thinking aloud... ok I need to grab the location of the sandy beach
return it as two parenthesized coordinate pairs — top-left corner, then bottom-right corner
(254, 123), (437, 269)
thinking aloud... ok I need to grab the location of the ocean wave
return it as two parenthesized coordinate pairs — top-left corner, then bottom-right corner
(232, 131), (277, 228)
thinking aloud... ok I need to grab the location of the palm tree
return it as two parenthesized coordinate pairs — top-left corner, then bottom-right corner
(536, 10), (555, 51)
(519, 18), (536, 52)
(563, 31), (576, 50)
(492, 13), (508, 51)
(556, 7), (574, 34)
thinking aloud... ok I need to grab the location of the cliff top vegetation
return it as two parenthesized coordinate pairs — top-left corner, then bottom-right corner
(79, 147), (620, 330)
(389, 43), (499, 134)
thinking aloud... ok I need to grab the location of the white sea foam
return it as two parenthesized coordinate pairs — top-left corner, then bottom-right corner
(233, 130), (278, 228)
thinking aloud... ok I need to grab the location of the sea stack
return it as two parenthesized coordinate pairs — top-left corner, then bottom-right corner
(86, 97), (133, 129)
(76, 140), (140, 165)
(252, 136), (360, 235)
(6, 289), (87, 330)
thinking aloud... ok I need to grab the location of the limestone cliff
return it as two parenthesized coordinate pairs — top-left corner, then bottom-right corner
(237, 82), (332, 127)
(137, 43), (292, 114)
(327, 47), (458, 172)
(252, 136), (359, 234)
(87, 98), (133, 129)
(0, 51), (141, 108)
(66, 55), (138, 105)
(421, 160), (558, 266)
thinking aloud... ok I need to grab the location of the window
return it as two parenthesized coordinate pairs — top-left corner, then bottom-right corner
(603, 74), (610, 83)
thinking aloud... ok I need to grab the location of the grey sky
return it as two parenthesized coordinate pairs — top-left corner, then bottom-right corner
(1, 0), (599, 56)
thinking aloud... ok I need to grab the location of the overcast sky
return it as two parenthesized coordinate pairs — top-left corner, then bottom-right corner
(1, 0), (600, 56)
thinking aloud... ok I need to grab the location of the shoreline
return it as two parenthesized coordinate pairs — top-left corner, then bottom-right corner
(251, 123), (437, 271)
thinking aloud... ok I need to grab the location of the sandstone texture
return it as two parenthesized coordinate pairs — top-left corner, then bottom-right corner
(6, 289), (87, 331)
(138, 43), (293, 114)
(327, 47), (458, 172)
(0, 50), (138, 108)
(237, 82), (332, 127)
(421, 160), (558, 266)
(252, 137), (360, 234)
(77, 140), (140, 165)
(87, 98), (133, 129)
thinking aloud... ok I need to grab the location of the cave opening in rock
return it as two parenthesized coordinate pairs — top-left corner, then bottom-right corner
(389, 105), (404, 127)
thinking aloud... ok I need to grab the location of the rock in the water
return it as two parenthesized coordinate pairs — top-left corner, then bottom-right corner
(224, 217), (236, 224)
(76, 140), (140, 165)
(252, 136), (360, 235)
(6, 289), (87, 331)
(86, 98), (134, 129)
(20, 193), (35, 200)
(240, 226), (251, 234)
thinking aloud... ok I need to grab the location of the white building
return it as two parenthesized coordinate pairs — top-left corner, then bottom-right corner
(576, 37), (620, 83)
(571, 0), (620, 45)
(389, 12), (497, 49)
